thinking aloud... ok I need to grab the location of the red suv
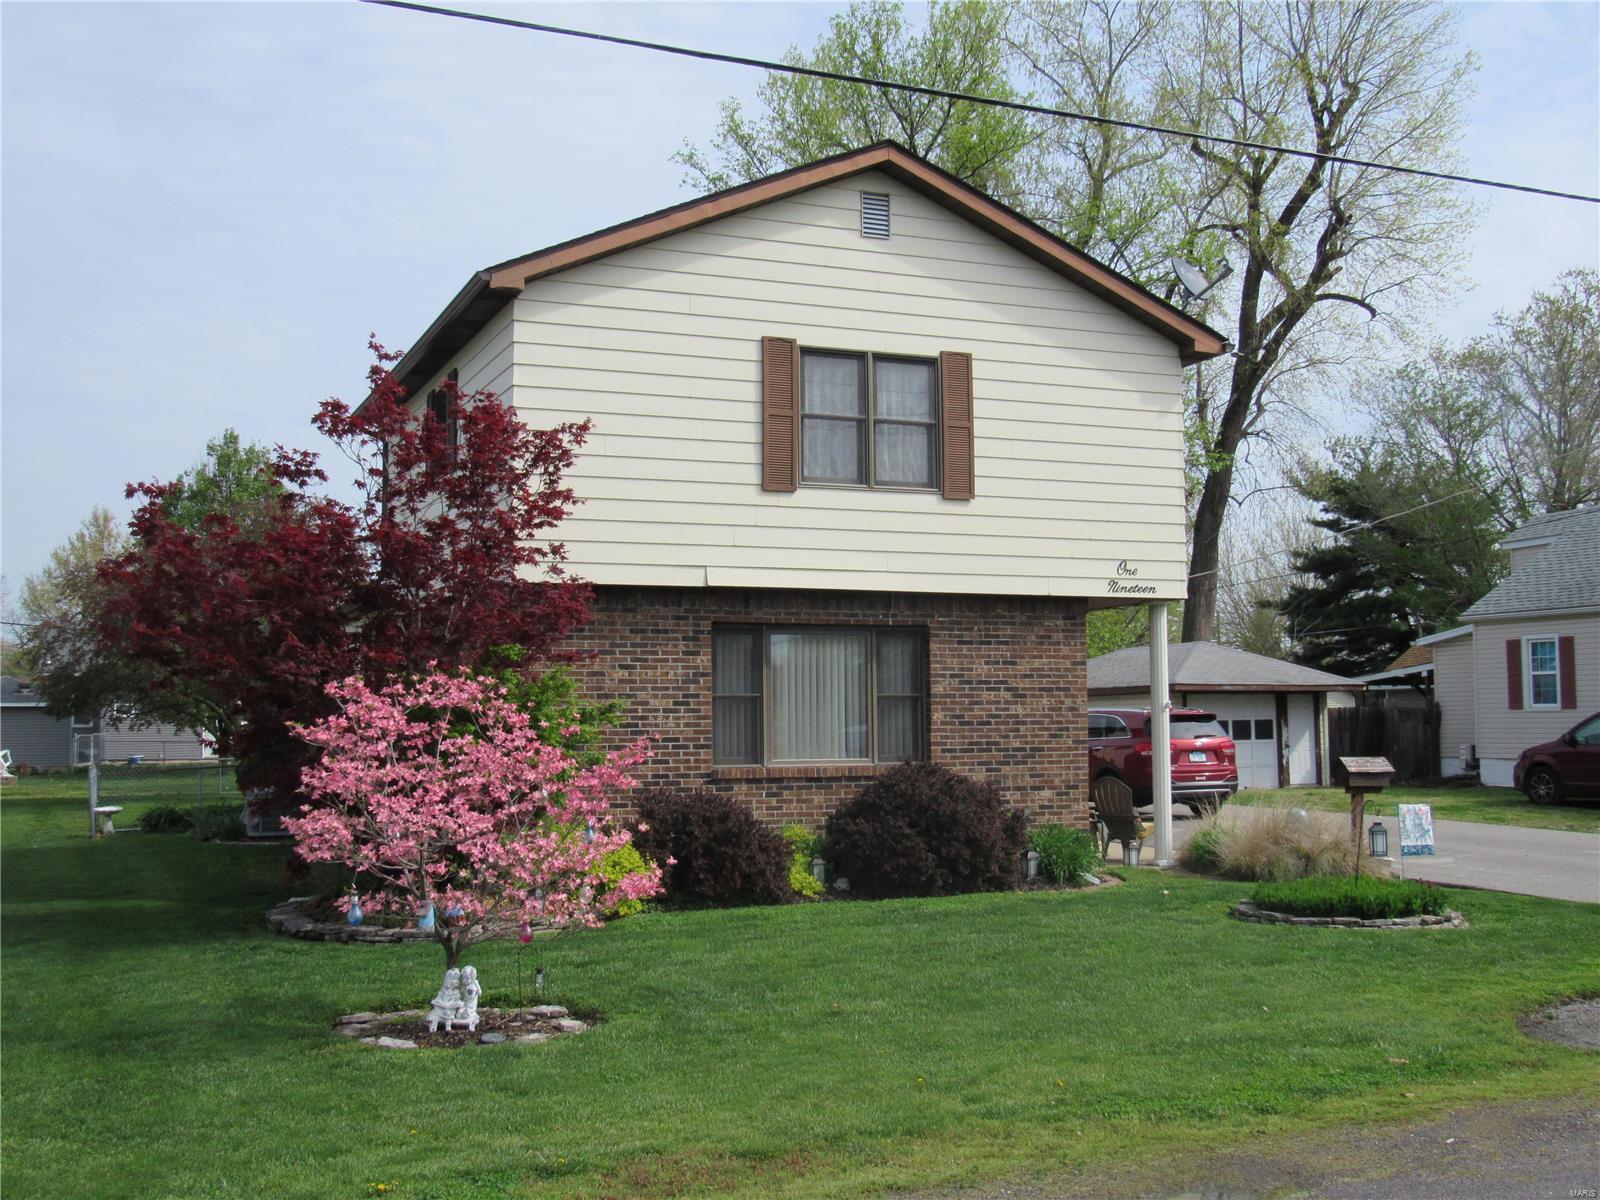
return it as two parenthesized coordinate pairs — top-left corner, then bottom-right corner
(1514, 712), (1600, 805)
(1089, 708), (1239, 814)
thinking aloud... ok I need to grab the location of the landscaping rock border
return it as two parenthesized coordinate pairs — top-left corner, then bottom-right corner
(334, 1005), (590, 1049)
(1231, 900), (1466, 929)
(269, 896), (437, 943)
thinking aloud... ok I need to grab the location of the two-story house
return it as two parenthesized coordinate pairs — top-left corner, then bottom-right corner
(385, 143), (1228, 829)
(1422, 505), (1599, 784)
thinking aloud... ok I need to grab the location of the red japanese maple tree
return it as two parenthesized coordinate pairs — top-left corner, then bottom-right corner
(100, 342), (593, 804)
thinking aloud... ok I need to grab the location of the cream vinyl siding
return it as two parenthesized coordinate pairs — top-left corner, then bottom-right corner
(1471, 614), (1599, 761)
(409, 301), (515, 411)
(1433, 637), (1477, 772)
(509, 170), (1189, 599)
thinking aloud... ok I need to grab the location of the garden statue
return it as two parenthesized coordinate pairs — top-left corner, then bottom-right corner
(427, 967), (463, 1032)
(460, 965), (482, 1032)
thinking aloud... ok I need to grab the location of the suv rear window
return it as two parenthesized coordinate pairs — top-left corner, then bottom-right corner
(1089, 714), (1132, 738)
(1144, 717), (1229, 739)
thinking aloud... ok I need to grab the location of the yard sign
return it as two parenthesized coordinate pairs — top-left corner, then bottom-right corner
(1397, 804), (1435, 857)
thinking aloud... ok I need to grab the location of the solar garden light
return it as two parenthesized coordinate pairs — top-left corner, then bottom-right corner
(1368, 818), (1389, 860)
(810, 856), (826, 885)
(1025, 849), (1040, 882)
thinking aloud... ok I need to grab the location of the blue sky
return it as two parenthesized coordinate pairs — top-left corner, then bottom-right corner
(3, 1), (1597, 592)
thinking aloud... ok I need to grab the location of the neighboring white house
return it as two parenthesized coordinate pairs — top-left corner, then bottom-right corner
(380, 142), (1229, 828)
(1087, 641), (1360, 789)
(1424, 506), (1600, 786)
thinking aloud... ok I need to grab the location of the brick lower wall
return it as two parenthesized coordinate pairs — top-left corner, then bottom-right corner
(564, 586), (1088, 830)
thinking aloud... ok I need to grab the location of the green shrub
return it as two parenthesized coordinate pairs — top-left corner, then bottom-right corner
(191, 803), (246, 842)
(1178, 804), (1354, 881)
(782, 825), (824, 899)
(1028, 824), (1099, 884)
(598, 843), (655, 918)
(1251, 875), (1448, 920)
(138, 805), (194, 833)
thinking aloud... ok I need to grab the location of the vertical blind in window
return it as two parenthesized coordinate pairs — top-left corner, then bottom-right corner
(769, 630), (869, 760)
(711, 627), (927, 764)
(875, 630), (925, 762)
(712, 629), (761, 763)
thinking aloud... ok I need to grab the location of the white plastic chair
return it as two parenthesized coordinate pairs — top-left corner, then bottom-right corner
(0, 750), (15, 780)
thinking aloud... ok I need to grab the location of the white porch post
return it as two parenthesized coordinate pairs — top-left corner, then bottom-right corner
(1149, 603), (1174, 865)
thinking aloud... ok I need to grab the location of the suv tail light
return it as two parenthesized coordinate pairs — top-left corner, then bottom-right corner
(1134, 741), (1152, 758)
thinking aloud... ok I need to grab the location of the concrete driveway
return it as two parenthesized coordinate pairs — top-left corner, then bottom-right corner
(1398, 818), (1599, 904)
(1114, 805), (1600, 904)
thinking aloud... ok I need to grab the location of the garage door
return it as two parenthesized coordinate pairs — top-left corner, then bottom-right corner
(1200, 695), (1279, 789)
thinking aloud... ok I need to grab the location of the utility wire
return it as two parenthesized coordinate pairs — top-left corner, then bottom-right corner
(362, 0), (1600, 205)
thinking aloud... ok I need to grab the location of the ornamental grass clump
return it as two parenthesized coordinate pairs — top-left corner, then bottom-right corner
(1251, 875), (1448, 921)
(285, 670), (661, 970)
(1178, 802), (1353, 881)
(1027, 824), (1100, 885)
(824, 762), (1028, 899)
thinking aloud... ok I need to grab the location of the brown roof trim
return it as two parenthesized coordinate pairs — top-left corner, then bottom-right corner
(480, 142), (1229, 365)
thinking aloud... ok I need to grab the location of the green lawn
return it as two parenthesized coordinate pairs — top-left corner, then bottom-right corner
(3, 775), (1597, 1200)
(1236, 784), (1600, 834)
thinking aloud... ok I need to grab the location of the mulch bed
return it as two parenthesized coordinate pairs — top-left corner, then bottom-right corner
(335, 1004), (595, 1049)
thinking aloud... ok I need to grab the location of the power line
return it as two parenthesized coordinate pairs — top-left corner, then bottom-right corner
(362, 0), (1600, 206)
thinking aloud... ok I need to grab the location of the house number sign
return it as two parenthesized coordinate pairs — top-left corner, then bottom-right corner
(1106, 560), (1156, 596)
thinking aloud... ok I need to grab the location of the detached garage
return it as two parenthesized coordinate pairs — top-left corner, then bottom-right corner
(1088, 641), (1362, 789)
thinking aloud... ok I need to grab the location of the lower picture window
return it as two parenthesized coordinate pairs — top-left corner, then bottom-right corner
(712, 626), (927, 764)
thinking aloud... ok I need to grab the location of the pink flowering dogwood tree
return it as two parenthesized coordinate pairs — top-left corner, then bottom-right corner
(285, 670), (661, 971)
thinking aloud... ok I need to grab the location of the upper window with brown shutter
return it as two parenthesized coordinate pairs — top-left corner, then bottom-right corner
(758, 342), (966, 499)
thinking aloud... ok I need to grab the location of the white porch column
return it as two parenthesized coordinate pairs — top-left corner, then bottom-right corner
(1149, 603), (1174, 865)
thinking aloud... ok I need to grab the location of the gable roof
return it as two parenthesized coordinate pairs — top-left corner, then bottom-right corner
(388, 142), (1230, 403)
(1, 676), (46, 707)
(1385, 643), (1433, 671)
(1088, 640), (1358, 694)
(1463, 505), (1600, 619)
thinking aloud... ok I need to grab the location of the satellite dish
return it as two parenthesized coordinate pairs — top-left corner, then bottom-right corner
(1170, 256), (1233, 301)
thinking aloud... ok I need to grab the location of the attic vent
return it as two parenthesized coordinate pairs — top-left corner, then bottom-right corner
(860, 191), (890, 239)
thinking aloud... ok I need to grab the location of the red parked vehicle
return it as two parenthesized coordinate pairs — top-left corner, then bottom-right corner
(1088, 708), (1239, 814)
(1514, 712), (1600, 805)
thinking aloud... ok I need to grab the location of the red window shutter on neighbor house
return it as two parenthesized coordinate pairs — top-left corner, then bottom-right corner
(761, 336), (799, 493)
(1558, 635), (1577, 709)
(1506, 638), (1523, 710)
(939, 351), (974, 500)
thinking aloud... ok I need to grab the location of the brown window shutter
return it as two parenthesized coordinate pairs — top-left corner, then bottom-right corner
(1506, 639), (1523, 710)
(1558, 635), (1577, 709)
(939, 350), (974, 500)
(761, 337), (799, 493)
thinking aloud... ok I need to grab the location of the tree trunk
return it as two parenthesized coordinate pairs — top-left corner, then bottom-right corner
(1183, 461), (1234, 643)
(441, 933), (461, 970)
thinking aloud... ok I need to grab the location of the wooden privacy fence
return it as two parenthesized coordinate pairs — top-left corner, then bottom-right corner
(1328, 702), (1441, 783)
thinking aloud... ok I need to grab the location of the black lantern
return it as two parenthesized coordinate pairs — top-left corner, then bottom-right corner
(1368, 819), (1389, 859)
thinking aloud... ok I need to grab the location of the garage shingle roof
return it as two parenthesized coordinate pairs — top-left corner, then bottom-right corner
(1088, 641), (1359, 693)
(1463, 506), (1600, 619)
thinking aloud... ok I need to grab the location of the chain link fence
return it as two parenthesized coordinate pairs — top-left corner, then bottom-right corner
(75, 733), (242, 836)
